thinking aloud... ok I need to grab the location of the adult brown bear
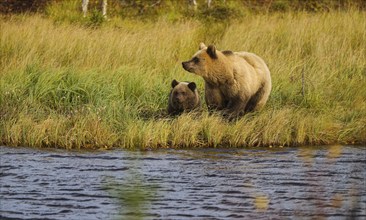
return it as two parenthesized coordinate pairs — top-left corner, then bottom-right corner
(182, 43), (271, 119)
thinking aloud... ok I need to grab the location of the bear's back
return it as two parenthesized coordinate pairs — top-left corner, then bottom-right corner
(234, 52), (270, 76)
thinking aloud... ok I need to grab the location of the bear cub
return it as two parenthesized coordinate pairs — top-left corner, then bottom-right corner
(182, 43), (271, 119)
(168, 79), (201, 116)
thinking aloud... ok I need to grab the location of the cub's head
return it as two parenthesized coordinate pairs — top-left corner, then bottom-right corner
(182, 43), (223, 78)
(170, 79), (198, 106)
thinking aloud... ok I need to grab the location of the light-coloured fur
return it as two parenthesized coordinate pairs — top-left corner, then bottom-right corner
(182, 43), (271, 118)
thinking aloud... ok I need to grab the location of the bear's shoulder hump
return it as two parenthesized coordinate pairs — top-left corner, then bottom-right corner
(222, 50), (234, 56)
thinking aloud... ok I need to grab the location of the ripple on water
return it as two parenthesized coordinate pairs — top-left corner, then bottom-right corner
(0, 145), (365, 219)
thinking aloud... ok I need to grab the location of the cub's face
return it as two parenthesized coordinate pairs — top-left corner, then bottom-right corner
(170, 80), (197, 105)
(182, 43), (218, 78)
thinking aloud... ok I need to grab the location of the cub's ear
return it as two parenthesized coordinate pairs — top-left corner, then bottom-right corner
(187, 82), (197, 92)
(171, 79), (179, 88)
(199, 42), (207, 50)
(207, 45), (217, 59)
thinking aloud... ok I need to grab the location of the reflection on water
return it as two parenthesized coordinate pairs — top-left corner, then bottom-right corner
(254, 195), (269, 211)
(0, 145), (365, 219)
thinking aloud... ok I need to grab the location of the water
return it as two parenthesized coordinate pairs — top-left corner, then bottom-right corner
(0, 145), (365, 219)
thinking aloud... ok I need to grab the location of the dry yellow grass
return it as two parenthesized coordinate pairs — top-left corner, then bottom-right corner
(1, 9), (365, 149)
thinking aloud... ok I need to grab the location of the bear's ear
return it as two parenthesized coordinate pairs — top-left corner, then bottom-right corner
(199, 42), (207, 50)
(207, 45), (217, 59)
(171, 79), (179, 88)
(187, 82), (197, 92)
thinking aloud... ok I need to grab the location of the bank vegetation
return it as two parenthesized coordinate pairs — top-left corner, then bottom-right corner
(1, 1), (365, 149)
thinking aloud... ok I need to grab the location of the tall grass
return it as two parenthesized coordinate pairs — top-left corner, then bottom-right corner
(1, 9), (365, 149)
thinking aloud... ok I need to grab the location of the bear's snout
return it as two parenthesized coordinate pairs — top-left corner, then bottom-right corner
(174, 94), (184, 103)
(182, 61), (192, 72)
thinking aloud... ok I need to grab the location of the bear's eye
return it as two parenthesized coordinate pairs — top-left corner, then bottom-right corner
(193, 57), (199, 64)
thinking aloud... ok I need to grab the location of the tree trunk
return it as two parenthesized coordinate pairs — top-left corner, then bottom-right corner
(101, 0), (107, 18)
(82, 0), (89, 17)
(207, 0), (212, 8)
(191, 0), (197, 10)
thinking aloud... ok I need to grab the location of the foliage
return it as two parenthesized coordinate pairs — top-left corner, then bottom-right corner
(0, 0), (55, 14)
(2, 0), (366, 21)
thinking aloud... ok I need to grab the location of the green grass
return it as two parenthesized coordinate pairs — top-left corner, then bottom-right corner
(1, 7), (365, 149)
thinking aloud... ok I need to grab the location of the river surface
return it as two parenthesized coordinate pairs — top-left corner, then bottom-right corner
(0, 145), (365, 219)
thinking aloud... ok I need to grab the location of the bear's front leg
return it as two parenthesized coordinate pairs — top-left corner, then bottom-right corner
(223, 96), (249, 120)
(204, 82), (227, 111)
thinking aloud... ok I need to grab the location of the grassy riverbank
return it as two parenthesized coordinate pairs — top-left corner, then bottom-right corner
(1, 7), (365, 149)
